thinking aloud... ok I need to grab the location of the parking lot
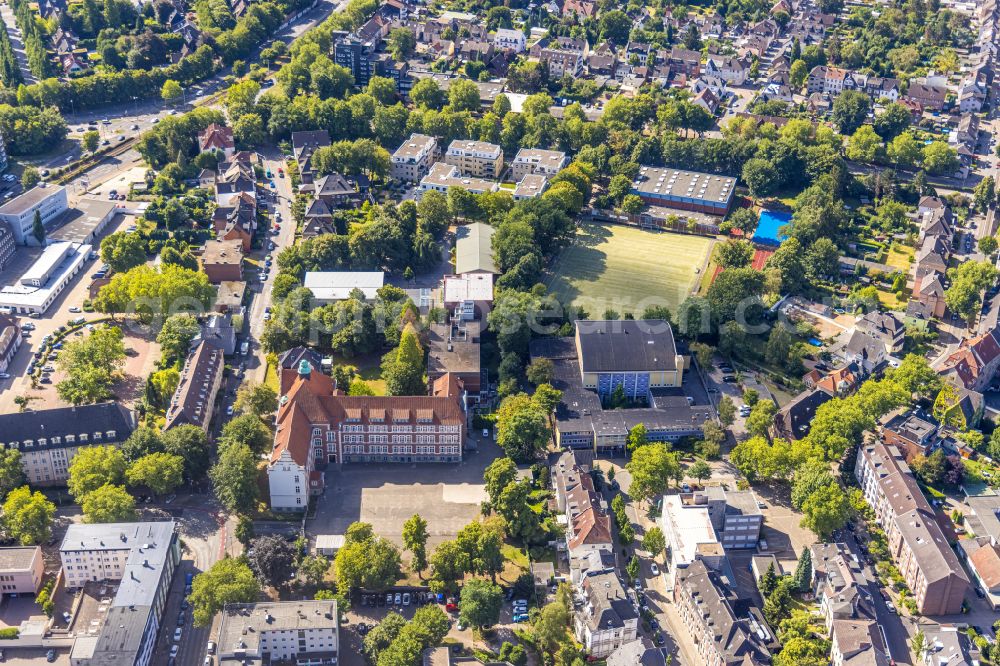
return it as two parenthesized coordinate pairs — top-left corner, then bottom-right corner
(307, 443), (503, 554)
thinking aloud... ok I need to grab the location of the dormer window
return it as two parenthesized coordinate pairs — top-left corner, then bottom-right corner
(65, 435), (75, 443)
(51, 436), (60, 444)
(106, 431), (116, 440)
(37, 438), (46, 446)
(22, 440), (32, 448)
(78, 434), (88, 442)
(93, 432), (102, 440)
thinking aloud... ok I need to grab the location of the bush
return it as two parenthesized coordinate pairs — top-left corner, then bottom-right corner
(0, 628), (19, 639)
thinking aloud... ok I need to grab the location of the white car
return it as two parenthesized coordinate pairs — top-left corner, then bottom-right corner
(68, 306), (81, 313)
(650, 563), (659, 576)
(170, 646), (179, 657)
(173, 628), (182, 641)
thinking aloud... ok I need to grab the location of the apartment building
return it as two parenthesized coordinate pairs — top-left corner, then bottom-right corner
(673, 560), (771, 666)
(267, 362), (466, 511)
(217, 601), (339, 666)
(0, 222), (15, 270)
(164, 341), (225, 432)
(419, 163), (499, 196)
(510, 148), (568, 180)
(390, 134), (439, 182)
(0, 403), (136, 485)
(443, 140), (503, 179)
(659, 494), (725, 590)
(0, 547), (43, 595)
(809, 543), (875, 630)
(702, 486), (763, 549)
(574, 570), (638, 658)
(831, 620), (889, 666)
(855, 441), (969, 615)
(0, 313), (21, 373)
(63, 522), (180, 666)
(0, 184), (68, 245)
(493, 28), (525, 52)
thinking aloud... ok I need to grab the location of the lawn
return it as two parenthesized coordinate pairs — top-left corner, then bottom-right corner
(875, 287), (907, 310)
(885, 245), (914, 271)
(546, 223), (714, 315)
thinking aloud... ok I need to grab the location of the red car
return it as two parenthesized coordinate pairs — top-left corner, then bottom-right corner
(445, 598), (458, 612)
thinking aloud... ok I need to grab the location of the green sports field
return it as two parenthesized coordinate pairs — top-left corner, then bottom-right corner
(546, 223), (714, 316)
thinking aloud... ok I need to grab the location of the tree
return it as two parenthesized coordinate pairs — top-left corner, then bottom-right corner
(642, 526), (665, 558)
(448, 79), (480, 113)
(232, 381), (278, 419)
(155, 314), (200, 364)
(741, 158), (779, 200)
(912, 631), (927, 661)
(21, 167), (39, 190)
(980, 236), (999, 256)
(792, 548), (812, 593)
(81, 484), (136, 523)
(873, 102), (911, 141)
(495, 393), (550, 461)
(746, 400), (777, 438)
(68, 445), (127, 501)
(161, 79), (182, 102)
(248, 535), (297, 588)
(410, 78), (445, 110)
(626, 423), (648, 452)
(82, 130), (100, 153)
(800, 482), (849, 539)
(364, 612), (407, 662)
(483, 457), (517, 506)
(334, 523), (402, 592)
(599, 9), (631, 43)
(758, 562), (778, 597)
(845, 125), (883, 163)
(190, 558), (261, 626)
(459, 579), (503, 629)
(221, 413), (271, 455)
(388, 27), (415, 61)
(831, 90), (870, 135)
(887, 132), (922, 169)
(126, 453), (184, 495)
(534, 598), (571, 653)
(210, 442), (259, 514)
(718, 395), (736, 426)
(922, 141), (959, 175)
(235, 515), (255, 547)
(974, 175), (996, 211)
(789, 59), (808, 89)
(298, 554), (330, 587)
(688, 460), (712, 483)
(715, 239), (754, 268)
(162, 425), (210, 480)
(402, 514), (429, 575)
(626, 443), (680, 501)
(526, 357), (554, 385)
(2, 486), (54, 545)
(428, 539), (469, 593)
(0, 448), (23, 500)
(382, 323), (425, 396)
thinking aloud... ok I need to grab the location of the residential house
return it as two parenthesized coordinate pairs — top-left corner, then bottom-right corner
(574, 570), (638, 658)
(0, 547), (43, 595)
(419, 163), (499, 196)
(391, 134), (439, 183)
(878, 410), (938, 461)
(831, 620), (889, 666)
(510, 148), (568, 180)
(659, 494), (725, 590)
(606, 639), (665, 666)
(213, 155), (256, 208)
(443, 140), (503, 179)
(267, 363), (466, 510)
(957, 536), (1000, 609)
(562, 0), (596, 18)
(217, 601), (339, 666)
(513, 173), (549, 200)
(493, 28), (525, 53)
(313, 172), (362, 209)
(855, 311), (905, 354)
(855, 441), (970, 615)
(905, 83), (948, 111)
(201, 239), (243, 284)
(673, 560), (772, 666)
(668, 47), (701, 76)
(916, 624), (981, 666)
(705, 54), (748, 85)
(164, 341), (225, 432)
(537, 43), (586, 78)
(937, 326), (1000, 392)
(62, 522), (180, 666)
(773, 389), (832, 440)
(0, 402), (135, 485)
(426, 319), (483, 396)
(198, 124), (235, 157)
(212, 193), (256, 251)
(292, 130), (332, 186)
(809, 542), (875, 630)
(0, 313), (21, 373)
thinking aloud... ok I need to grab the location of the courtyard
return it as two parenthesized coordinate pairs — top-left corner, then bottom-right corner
(306, 443), (504, 554)
(546, 223), (714, 315)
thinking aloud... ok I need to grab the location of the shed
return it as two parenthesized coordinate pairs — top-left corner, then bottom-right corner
(315, 534), (345, 556)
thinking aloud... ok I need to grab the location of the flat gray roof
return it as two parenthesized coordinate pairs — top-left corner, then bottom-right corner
(0, 546), (38, 571)
(631, 166), (736, 205)
(0, 185), (66, 216)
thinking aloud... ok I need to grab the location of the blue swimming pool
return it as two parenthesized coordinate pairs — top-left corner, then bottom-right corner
(754, 210), (791, 246)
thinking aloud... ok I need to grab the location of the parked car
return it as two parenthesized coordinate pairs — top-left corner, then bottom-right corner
(650, 563), (659, 576)
(394, 593), (402, 605)
(46, 651), (56, 663)
(385, 593), (393, 606)
(174, 628), (182, 641)
(402, 593), (410, 606)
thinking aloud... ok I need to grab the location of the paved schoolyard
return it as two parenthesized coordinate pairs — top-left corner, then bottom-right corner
(307, 444), (505, 552)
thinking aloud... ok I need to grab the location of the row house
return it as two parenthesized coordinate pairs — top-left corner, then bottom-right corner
(267, 361), (466, 511)
(574, 570), (638, 658)
(0, 403), (136, 485)
(552, 452), (614, 571)
(212, 192), (256, 251)
(213, 153), (256, 207)
(909, 197), (952, 319)
(164, 341), (225, 432)
(904, 82), (948, 111)
(292, 130), (331, 186)
(673, 560), (772, 666)
(807, 66), (900, 101)
(855, 441), (969, 615)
